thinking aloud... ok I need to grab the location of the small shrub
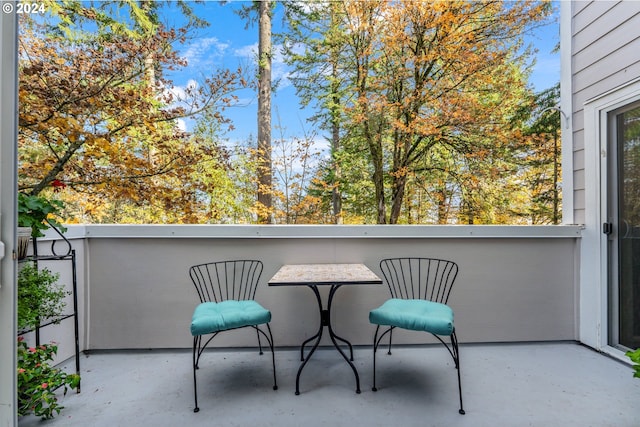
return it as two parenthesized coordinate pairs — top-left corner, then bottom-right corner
(627, 348), (640, 379)
(17, 337), (80, 419)
(17, 262), (68, 331)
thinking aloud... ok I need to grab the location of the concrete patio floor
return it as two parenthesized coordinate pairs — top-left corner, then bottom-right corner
(18, 342), (640, 427)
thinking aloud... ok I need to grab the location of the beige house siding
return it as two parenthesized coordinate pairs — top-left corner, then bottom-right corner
(570, 0), (640, 223)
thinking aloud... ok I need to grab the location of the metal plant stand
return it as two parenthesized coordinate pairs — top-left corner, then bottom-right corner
(17, 224), (81, 392)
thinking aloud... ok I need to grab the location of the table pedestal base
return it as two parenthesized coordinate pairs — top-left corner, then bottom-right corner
(295, 284), (361, 395)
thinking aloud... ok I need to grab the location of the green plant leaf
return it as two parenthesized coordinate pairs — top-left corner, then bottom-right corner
(18, 193), (67, 237)
(626, 348), (640, 379)
(17, 262), (67, 331)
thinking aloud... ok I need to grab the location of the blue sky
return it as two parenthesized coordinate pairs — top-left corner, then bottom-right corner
(162, 1), (560, 144)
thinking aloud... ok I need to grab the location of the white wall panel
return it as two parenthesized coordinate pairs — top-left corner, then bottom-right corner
(78, 230), (579, 349)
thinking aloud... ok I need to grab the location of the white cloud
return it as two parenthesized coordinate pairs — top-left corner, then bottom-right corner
(234, 42), (258, 60)
(176, 119), (187, 132)
(181, 37), (230, 69)
(164, 79), (199, 103)
(166, 85), (186, 102)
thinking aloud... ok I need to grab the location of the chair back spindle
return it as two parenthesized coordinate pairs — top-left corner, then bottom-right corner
(189, 260), (263, 303)
(379, 257), (458, 304)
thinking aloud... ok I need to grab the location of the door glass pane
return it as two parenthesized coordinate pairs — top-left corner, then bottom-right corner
(617, 106), (640, 349)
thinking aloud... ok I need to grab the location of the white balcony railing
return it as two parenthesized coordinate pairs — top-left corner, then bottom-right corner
(32, 224), (582, 362)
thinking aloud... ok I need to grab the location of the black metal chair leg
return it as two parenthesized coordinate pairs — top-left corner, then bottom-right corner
(372, 325), (393, 392)
(372, 325), (380, 391)
(192, 336), (200, 413)
(451, 331), (465, 415)
(265, 323), (278, 390)
(256, 328), (264, 355)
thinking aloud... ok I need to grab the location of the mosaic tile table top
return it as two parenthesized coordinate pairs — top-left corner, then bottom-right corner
(268, 263), (382, 286)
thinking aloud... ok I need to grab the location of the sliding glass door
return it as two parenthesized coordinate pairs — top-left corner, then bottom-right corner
(609, 103), (640, 350)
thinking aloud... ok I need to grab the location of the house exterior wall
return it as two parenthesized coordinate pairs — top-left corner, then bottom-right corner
(569, 0), (640, 353)
(570, 0), (640, 223)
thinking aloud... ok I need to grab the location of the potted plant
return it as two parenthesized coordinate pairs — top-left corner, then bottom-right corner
(17, 261), (79, 419)
(17, 337), (80, 420)
(16, 226), (31, 260)
(626, 348), (640, 379)
(17, 261), (68, 331)
(17, 193), (67, 259)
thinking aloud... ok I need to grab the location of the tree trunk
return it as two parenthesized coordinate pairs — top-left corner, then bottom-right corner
(389, 174), (407, 224)
(553, 131), (559, 224)
(257, 0), (273, 223)
(328, 1), (343, 224)
(330, 66), (342, 224)
(436, 188), (448, 224)
(365, 125), (386, 224)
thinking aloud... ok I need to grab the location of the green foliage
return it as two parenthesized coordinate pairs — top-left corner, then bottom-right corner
(626, 348), (640, 379)
(17, 262), (68, 331)
(19, 5), (246, 223)
(17, 337), (80, 420)
(18, 193), (67, 238)
(21, 1), (560, 225)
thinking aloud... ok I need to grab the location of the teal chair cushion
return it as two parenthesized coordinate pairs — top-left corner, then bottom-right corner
(369, 298), (454, 336)
(191, 300), (272, 336)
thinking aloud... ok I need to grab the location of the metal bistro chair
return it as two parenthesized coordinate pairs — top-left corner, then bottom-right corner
(369, 257), (465, 415)
(189, 260), (277, 413)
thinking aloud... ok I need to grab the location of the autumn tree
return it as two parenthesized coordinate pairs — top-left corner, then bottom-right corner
(18, 1), (247, 222)
(281, 1), (352, 224)
(518, 84), (562, 224)
(270, 110), (323, 224)
(337, 1), (549, 223)
(303, 136), (378, 224)
(282, 1), (549, 223)
(20, 0), (559, 226)
(183, 110), (257, 224)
